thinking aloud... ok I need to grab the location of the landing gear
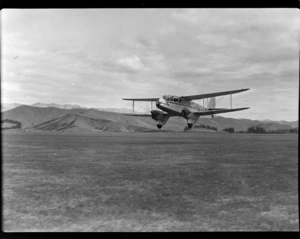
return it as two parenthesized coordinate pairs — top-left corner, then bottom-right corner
(188, 123), (193, 129)
(157, 124), (162, 129)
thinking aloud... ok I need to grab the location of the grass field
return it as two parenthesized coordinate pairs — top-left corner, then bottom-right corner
(2, 131), (298, 231)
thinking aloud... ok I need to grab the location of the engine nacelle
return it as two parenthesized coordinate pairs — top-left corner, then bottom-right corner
(181, 108), (191, 119)
(186, 113), (200, 129)
(151, 110), (170, 129)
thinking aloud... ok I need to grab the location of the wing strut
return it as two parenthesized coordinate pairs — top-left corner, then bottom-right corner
(230, 94), (232, 109)
(132, 100), (135, 112)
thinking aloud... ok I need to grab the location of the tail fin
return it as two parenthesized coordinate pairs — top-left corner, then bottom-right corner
(208, 97), (216, 109)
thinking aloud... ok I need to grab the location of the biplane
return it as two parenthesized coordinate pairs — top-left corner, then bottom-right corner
(123, 89), (249, 129)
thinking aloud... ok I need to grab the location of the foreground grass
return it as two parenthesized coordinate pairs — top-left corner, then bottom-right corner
(2, 132), (298, 231)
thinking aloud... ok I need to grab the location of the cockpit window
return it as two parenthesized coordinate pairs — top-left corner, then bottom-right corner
(162, 95), (183, 102)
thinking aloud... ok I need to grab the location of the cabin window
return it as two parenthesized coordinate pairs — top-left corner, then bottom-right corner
(174, 97), (179, 103)
(169, 96), (174, 101)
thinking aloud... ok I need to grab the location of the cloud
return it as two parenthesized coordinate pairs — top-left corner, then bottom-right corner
(115, 55), (145, 71)
(101, 54), (146, 74)
(171, 9), (203, 24)
(171, 69), (213, 80)
(1, 9), (299, 120)
(136, 36), (157, 49)
(1, 80), (22, 103)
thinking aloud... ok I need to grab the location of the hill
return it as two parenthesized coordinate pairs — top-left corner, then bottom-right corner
(95, 108), (140, 114)
(32, 103), (86, 109)
(2, 106), (187, 132)
(2, 102), (298, 129)
(2, 105), (85, 128)
(32, 113), (154, 132)
(257, 122), (294, 131)
(261, 119), (298, 128)
(197, 116), (296, 132)
(1, 102), (141, 114)
(1, 103), (23, 112)
(1, 105), (297, 132)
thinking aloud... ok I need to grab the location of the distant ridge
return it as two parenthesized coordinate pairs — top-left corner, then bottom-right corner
(1, 102), (140, 114)
(260, 119), (298, 128)
(95, 108), (143, 114)
(1, 103), (23, 112)
(32, 103), (86, 109)
(196, 117), (297, 132)
(1, 104), (298, 132)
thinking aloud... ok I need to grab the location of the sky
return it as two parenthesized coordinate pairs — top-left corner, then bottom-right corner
(1, 9), (299, 121)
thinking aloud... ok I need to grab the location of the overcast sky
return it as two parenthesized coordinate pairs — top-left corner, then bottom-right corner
(2, 9), (299, 121)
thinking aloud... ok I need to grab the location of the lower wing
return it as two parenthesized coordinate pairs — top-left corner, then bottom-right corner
(194, 107), (249, 116)
(123, 113), (152, 116)
(123, 111), (169, 117)
(123, 108), (249, 117)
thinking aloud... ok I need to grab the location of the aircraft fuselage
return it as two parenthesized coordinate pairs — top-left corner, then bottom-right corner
(156, 95), (206, 117)
(152, 95), (209, 129)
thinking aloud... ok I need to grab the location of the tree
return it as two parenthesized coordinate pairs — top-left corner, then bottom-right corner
(1, 119), (22, 129)
(223, 127), (234, 133)
(247, 126), (265, 133)
(194, 124), (217, 131)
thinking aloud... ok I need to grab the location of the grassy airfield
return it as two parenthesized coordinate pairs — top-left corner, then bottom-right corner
(2, 131), (298, 231)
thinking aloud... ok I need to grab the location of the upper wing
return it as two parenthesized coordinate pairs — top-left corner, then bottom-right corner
(123, 98), (159, 101)
(182, 88), (249, 101)
(194, 107), (249, 116)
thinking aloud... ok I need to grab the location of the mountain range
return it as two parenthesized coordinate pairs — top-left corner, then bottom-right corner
(1, 104), (298, 133)
(2, 102), (86, 111)
(260, 119), (298, 128)
(1, 103), (140, 114)
(1, 103), (23, 112)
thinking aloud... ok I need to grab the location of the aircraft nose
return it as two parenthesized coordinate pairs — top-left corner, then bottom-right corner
(156, 98), (165, 107)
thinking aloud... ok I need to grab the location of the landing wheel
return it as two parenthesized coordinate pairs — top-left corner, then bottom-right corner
(157, 124), (162, 129)
(187, 123), (193, 129)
